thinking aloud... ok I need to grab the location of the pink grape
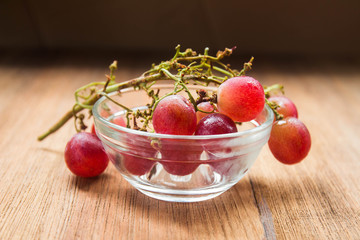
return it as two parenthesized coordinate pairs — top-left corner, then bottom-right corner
(112, 115), (126, 127)
(65, 132), (109, 177)
(217, 76), (265, 122)
(91, 116), (126, 134)
(196, 102), (218, 123)
(268, 96), (298, 118)
(268, 117), (311, 164)
(153, 95), (197, 135)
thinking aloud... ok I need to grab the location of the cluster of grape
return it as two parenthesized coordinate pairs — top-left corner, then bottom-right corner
(64, 74), (311, 178)
(151, 75), (311, 170)
(267, 96), (311, 164)
(152, 76), (265, 135)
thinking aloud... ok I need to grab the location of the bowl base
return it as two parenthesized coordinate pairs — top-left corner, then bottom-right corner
(136, 188), (228, 202)
(124, 174), (237, 202)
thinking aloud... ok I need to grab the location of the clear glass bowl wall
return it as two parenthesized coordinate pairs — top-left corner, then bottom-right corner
(93, 84), (274, 202)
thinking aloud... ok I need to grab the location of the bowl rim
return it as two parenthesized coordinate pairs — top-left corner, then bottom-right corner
(92, 84), (274, 140)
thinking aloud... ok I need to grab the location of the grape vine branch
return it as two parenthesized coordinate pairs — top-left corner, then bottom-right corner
(37, 45), (283, 141)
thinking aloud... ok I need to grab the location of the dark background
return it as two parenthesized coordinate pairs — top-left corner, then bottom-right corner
(1, 0), (360, 61)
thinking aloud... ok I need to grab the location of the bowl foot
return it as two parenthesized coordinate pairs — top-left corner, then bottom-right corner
(125, 176), (235, 202)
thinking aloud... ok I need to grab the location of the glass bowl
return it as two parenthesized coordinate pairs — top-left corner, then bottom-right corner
(93, 84), (274, 202)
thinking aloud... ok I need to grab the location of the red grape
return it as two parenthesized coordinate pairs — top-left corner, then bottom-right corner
(91, 115), (126, 135)
(122, 152), (156, 176)
(196, 102), (217, 123)
(217, 76), (265, 122)
(122, 135), (157, 175)
(99, 103), (121, 118)
(99, 136), (156, 176)
(195, 113), (238, 175)
(160, 140), (202, 176)
(91, 124), (96, 134)
(195, 113), (237, 136)
(96, 112), (153, 175)
(268, 117), (311, 164)
(206, 151), (247, 177)
(152, 95), (197, 135)
(268, 96), (298, 118)
(65, 132), (109, 177)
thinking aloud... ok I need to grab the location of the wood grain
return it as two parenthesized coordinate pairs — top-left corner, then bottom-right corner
(0, 54), (359, 239)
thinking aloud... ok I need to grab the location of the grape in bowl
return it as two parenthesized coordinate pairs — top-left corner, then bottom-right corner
(92, 84), (274, 202)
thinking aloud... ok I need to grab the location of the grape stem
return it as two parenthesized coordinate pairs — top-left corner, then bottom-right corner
(37, 46), (256, 141)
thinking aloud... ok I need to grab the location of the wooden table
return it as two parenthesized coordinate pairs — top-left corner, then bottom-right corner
(1, 54), (359, 239)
